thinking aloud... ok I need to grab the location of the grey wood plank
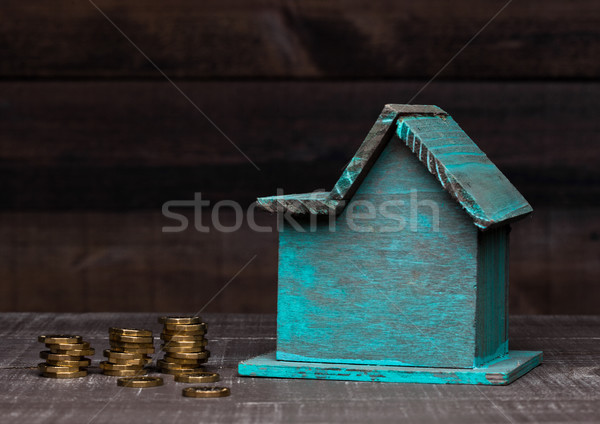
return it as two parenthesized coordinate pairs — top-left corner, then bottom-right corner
(0, 314), (598, 424)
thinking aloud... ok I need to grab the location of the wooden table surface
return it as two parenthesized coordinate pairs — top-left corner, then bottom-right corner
(1, 313), (598, 423)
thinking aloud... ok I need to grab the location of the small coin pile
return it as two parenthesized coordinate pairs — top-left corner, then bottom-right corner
(38, 335), (94, 378)
(157, 316), (210, 375)
(101, 328), (154, 376)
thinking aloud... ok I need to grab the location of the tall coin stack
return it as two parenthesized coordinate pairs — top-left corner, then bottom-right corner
(38, 335), (94, 378)
(101, 328), (154, 377)
(157, 316), (209, 375)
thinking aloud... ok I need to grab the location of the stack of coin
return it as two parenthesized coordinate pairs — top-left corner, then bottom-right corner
(101, 328), (154, 377)
(157, 316), (210, 375)
(38, 335), (94, 378)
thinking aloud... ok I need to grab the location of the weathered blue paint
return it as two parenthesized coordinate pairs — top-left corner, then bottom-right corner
(239, 104), (541, 385)
(238, 350), (543, 385)
(277, 138), (481, 368)
(396, 117), (532, 229)
(255, 104), (532, 231)
(475, 226), (510, 366)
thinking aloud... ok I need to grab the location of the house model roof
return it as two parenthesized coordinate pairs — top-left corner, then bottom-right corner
(256, 104), (532, 230)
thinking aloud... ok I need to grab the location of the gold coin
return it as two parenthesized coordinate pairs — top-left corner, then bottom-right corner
(38, 363), (81, 373)
(40, 350), (82, 362)
(109, 334), (154, 344)
(160, 333), (205, 342)
(38, 335), (82, 344)
(158, 367), (200, 375)
(163, 323), (206, 333)
(45, 358), (91, 367)
(162, 339), (207, 348)
(161, 329), (205, 337)
(109, 328), (152, 337)
(103, 349), (148, 360)
(164, 351), (210, 360)
(174, 372), (220, 383)
(46, 341), (90, 351)
(99, 361), (144, 371)
(106, 357), (149, 366)
(182, 386), (230, 398)
(158, 316), (201, 325)
(110, 341), (154, 349)
(161, 346), (206, 354)
(157, 359), (202, 370)
(110, 346), (155, 354)
(117, 376), (163, 388)
(50, 347), (95, 356)
(163, 355), (207, 365)
(43, 370), (87, 379)
(102, 369), (145, 377)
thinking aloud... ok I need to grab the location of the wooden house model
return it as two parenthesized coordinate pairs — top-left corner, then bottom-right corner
(239, 105), (542, 385)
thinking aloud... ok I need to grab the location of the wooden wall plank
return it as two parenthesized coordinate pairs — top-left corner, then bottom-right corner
(0, 206), (596, 314)
(2, 1), (599, 78)
(0, 81), (598, 209)
(0, 211), (278, 313)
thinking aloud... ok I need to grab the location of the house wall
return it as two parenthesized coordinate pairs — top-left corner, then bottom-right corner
(475, 226), (510, 366)
(277, 136), (480, 368)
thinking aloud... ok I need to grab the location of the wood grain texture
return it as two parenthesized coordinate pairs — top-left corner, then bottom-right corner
(277, 140), (481, 368)
(0, 313), (598, 423)
(2, 1), (599, 78)
(240, 350), (542, 385)
(475, 226), (509, 366)
(0, 206), (596, 315)
(329, 105), (447, 202)
(0, 212), (277, 313)
(397, 116), (532, 229)
(1, 81), (597, 210)
(256, 105), (447, 215)
(259, 106), (533, 231)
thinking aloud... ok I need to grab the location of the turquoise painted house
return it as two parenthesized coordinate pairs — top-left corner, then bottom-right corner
(239, 105), (542, 385)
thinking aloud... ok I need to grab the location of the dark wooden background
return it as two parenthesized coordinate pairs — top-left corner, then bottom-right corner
(1, 1), (598, 314)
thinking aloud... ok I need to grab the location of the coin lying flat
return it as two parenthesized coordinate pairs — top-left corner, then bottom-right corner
(49, 346), (95, 355)
(163, 323), (206, 333)
(42, 370), (88, 379)
(158, 316), (201, 325)
(110, 341), (154, 349)
(45, 358), (91, 367)
(46, 341), (90, 351)
(40, 351), (82, 362)
(99, 361), (144, 371)
(174, 372), (220, 383)
(103, 349), (148, 360)
(38, 335), (83, 344)
(109, 328), (152, 337)
(102, 369), (145, 377)
(182, 386), (230, 398)
(157, 359), (202, 370)
(117, 376), (164, 388)
(50, 348), (95, 356)
(163, 355), (206, 365)
(162, 340), (207, 348)
(164, 351), (210, 360)
(160, 333), (205, 342)
(107, 357), (149, 366)
(110, 347), (155, 354)
(109, 334), (154, 344)
(38, 363), (81, 373)
(157, 367), (200, 375)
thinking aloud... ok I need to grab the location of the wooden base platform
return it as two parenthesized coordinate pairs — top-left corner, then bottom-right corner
(238, 350), (543, 385)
